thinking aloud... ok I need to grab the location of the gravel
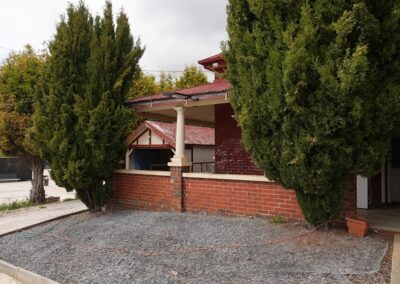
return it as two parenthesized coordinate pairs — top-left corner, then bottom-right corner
(0, 211), (391, 284)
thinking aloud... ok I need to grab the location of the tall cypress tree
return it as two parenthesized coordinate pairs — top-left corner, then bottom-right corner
(226, 1), (400, 224)
(31, 1), (143, 212)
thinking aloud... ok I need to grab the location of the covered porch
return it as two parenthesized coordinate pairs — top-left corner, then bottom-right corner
(111, 55), (303, 219)
(127, 98), (221, 172)
(125, 86), (262, 176)
(124, 120), (215, 173)
(124, 53), (262, 176)
(357, 207), (400, 232)
(356, 138), (400, 232)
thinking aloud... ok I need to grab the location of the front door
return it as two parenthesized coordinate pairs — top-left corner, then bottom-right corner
(387, 137), (400, 203)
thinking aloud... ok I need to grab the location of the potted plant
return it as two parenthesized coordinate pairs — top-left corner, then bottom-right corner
(345, 215), (368, 237)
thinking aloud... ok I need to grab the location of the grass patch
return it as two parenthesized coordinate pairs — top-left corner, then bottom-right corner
(270, 214), (287, 224)
(62, 197), (76, 202)
(0, 196), (63, 212)
(0, 199), (36, 212)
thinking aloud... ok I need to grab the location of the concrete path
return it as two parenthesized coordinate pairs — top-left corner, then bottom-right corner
(0, 170), (76, 204)
(0, 259), (58, 284)
(0, 273), (22, 284)
(0, 200), (87, 237)
(392, 234), (400, 284)
(358, 208), (400, 233)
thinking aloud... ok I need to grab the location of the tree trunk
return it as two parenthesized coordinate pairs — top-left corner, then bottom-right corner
(74, 187), (104, 213)
(30, 157), (45, 204)
(86, 188), (95, 212)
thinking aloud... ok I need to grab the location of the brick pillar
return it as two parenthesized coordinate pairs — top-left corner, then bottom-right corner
(342, 176), (357, 218)
(169, 166), (189, 212)
(167, 106), (191, 211)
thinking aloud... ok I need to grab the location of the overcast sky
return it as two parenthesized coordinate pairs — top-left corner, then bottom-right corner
(0, 0), (228, 80)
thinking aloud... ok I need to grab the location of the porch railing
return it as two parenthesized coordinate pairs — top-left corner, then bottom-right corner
(191, 162), (215, 173)
(149, 164), (170, 171)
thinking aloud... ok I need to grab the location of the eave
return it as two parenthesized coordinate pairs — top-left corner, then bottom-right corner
(127, 91), (229, 113)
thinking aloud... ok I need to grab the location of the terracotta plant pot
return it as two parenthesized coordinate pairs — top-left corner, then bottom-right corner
(345, 217), (368, 237)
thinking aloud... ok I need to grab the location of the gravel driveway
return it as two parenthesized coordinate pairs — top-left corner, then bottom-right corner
(0, 211), (391, 283)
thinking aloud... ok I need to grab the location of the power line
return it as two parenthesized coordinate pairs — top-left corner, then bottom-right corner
(142, 69), (184, 73)
(0, 46), (13, 51)
(0, 45), (213, 73)
(142, 69), (213, 73)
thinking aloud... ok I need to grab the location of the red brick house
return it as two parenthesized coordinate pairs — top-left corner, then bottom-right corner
(112, 54), (358, 220)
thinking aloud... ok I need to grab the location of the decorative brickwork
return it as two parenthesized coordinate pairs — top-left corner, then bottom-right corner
(214, 104), (263, 175)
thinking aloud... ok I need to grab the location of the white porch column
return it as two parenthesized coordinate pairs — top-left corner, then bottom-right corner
(356, 175), (368, 209)
(168, 107), (192, 167)
(125, 149), (133, 170)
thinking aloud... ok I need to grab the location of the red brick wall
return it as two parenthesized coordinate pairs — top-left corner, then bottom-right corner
(184, 177), (303, 220)
(112, 173), (172, 211)
(111, 172), (357, 222)
(342, 176), (357, 217)
(215, 104), (263, 175)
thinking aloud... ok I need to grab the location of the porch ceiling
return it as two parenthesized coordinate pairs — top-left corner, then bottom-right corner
(137, 104), (218, 127)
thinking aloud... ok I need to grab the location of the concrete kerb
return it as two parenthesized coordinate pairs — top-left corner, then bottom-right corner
(0, 259), (58, 284)
(391, 234), (400, 284)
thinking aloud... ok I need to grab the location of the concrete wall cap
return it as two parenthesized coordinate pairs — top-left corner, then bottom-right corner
(182, 172), (272, 182)
(115, 169), (170, 177)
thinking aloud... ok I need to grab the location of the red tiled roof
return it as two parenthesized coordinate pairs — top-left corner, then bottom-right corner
(126, 93), (169, 104)
(175, 78), (230, 95)
(145, 121), (214, 147)
(127, 79), (230, 104)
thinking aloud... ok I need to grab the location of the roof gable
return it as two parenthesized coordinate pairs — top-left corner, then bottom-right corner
(126, 121), (215, 148)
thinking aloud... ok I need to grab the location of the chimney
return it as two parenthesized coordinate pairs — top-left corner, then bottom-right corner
(198, 53), (227, 83)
